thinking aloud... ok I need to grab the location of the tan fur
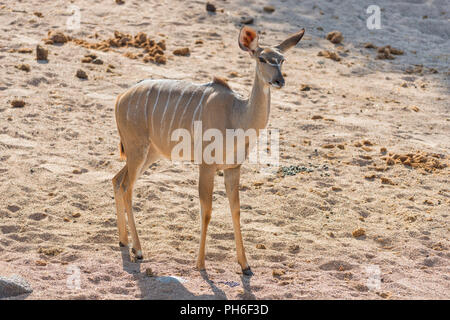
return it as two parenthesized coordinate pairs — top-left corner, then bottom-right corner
(212, 76), (231, 89)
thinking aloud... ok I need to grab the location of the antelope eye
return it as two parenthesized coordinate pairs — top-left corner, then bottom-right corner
(258, 57), (266, 63)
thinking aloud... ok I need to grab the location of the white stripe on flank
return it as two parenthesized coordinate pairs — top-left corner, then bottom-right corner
(166, 84), (191, 143)
(191, 85), (211, 131)
(143, 82), (156, 129)
(150, 80), (175, 135)
(150, 82), (165, 135)
(134, 88), (146, 124)
(159, 82), (177, 135)
(177, 86), (201, 131)
(126, 86), (140, 121)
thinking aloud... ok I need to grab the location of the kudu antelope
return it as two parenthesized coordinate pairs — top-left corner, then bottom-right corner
(112, 26), (305, 275)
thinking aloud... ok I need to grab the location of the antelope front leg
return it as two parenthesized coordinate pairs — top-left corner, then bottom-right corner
(196, 165), (215, 270)
(224, 166), (252, 276)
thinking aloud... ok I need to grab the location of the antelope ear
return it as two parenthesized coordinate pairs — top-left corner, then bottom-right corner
(238, 26), (259, 55)
(275, 29), (305, 53)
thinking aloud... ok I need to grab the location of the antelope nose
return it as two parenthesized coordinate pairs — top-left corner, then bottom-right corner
(274, 79), (285, 88)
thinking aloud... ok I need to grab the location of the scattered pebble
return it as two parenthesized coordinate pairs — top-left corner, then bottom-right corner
(318, 50), (341, 61)
(376, 45), (403, 60)
(300, 84), (311, 91)
(15, 64), (30, 72)
(364, 42), (377, 49)
(173, 47), (190, 56)
(272, 269), (285, 277)
(11, 99), (25, 108)
(240, 16), (254, 25)
(35, 260), (47, 266)
(256, 243), (266, 249)
(115, 0), (125, 4)
(352, 228), (366, 238)
(38, 247), (63, 256)
(206, 2), (216, 13)
(263, 5), (275, 13)
(75, 69), (88, 79)
(326, 31), (343, 44)
(381, 177), (395, 185)
(36, 45), (48, 60)
(44, 31), (69, 45)
(17, 48), (32, 54)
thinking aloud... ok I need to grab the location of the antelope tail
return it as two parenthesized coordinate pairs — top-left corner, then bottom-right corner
(119, 141), (126, 161)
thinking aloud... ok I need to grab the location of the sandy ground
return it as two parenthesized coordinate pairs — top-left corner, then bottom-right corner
(0, 0), (449, 299)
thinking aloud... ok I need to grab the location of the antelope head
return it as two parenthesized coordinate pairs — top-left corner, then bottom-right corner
(238, 26), (305, 89)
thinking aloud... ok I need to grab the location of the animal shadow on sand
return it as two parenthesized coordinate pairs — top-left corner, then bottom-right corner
(120, 247), (254, 299)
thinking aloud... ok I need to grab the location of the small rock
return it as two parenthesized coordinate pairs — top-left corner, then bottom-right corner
(0, 275), (33, 298)
(35, 260), (47, 266)
(240, 16), (254, 25)
(352, 228), (366, 238)
(272, 269), (285, 277)
(92, 58), (103, 65)
(206, 2), (216, 13)
(381, 177), (395, 185)
(173, 47), (190, 56)
(317, 50), (341, 61)
(38, 247), (63, 256)
(72, 212), (81, 218)
(115, 0), (125, 4)
(326, 31), (343, 44)
(36, 45), (48, 61)
(76, 69), (88, 79)
(11, 99), (25, 108)
(15, 64), (30, 72)
(48, 31), (68, 44)
(256, 243), (266, 249)
(263, 5), (275, 13)
(18, 48), (33, 54)
(364, 42), (377, 49)
(300, 84), (311, 91)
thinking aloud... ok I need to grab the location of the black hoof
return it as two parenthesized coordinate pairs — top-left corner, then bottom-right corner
(131, 248), (143, 260)
(242, 267), (253, 276)
(119, 242), (127, 247)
